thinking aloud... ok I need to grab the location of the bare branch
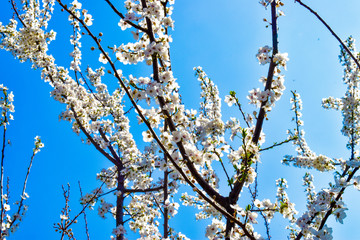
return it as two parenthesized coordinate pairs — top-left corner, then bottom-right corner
(295, 0), (360, 70)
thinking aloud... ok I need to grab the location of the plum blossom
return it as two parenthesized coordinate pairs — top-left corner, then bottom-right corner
(99, 53), (109, 64)
(256, 45), (272, 65)
(83, 12), (93, 26)
(273, 52), (289, 70)
(224, 94), (236, 107)
(112, 224), (126, 236)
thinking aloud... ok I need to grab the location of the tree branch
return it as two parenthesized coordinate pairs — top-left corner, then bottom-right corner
(78, 182), (90, 240)
(138, 0), (227, 208)
(226, 2), (279, 238)
(104, 0), (148, 33)
(295, 0), (360, 70)
(71, 107), (119, 166)
(123, 186), (163, 193)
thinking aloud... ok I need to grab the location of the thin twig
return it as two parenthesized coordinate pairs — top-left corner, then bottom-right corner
(0, 127), (6, 236)
(10, 0), (26, 27)
(260, 137), (296, 152)
(124, 186), (163, 193)
(71, 107), (119, 166)
(291, 90), (307, 155)
(9, 139), (37, 230)
(235, 96), (250, 128)
(295, 0), (360, 70)
(214, 151), (233, 191)
(104, 0), (148, 32)
(78, 182), (90, 240)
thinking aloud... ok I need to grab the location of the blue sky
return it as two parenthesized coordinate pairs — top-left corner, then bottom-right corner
(1, 0), (360, 239)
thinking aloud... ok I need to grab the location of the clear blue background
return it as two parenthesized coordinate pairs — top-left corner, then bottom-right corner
(1, 0), (360, 239)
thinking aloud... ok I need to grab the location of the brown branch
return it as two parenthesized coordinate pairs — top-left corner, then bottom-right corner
(78, 182), (90, 240)
(0, 127), (6, 236)
(163, 122), (169, 239)
(253, 2), (278, 144)
(214, 151), (233, 191)
(98, 128), (121, 163)
(235, 97), (251, 128)
(259, 137), (295, 152)
(71, 107), (119, 166)
(230, 0), (279, 210)
(152, 196), (165, 216)
(55, 182), (106, 235)
(163, 171), (169, 238)
(319, 167), (358, 229)
(295, 0), (360, 70)
(226, 2), (279, 238)
(138, 0), (227, 208)
(123, 186), (163, 193)
(116, 169), (125, 240)
(104, 0), (148, 33)
(10, 0), (26, 27)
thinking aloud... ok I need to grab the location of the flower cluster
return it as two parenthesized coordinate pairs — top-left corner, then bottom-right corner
(248, 47), (288, 111)
(112, 0), (174, 66)
(295, 188), (341, 240)
(205, 218), (225, 239)
(283, 92), (335, 171)
(276, 178), (298, 222)
(98, 198), (114, 219)
(112, 224), (126, 237)
(33, 136), (44, 154)
(80, 187), (103, 209)
(322, 37), (360, 151)
(0, 85), (14, 127)
(256, 45), (272, 65)
(303, 172), (316, 204)
(259, 0), (285, 8)
(0, 0), (56, 64)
